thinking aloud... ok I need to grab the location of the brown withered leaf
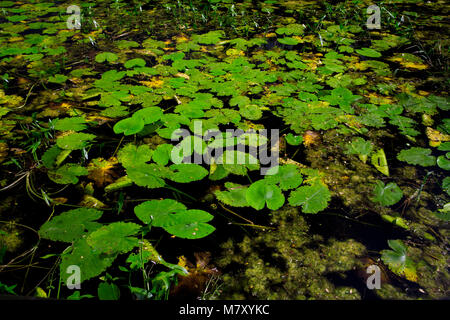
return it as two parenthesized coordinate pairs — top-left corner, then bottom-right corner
(87, 157), (119, 187)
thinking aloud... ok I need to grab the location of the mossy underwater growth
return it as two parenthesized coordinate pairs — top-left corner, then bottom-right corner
(217, 206), (365, 299)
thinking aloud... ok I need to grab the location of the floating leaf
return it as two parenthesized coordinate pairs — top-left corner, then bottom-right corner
(345, 137), (373, 163)
(117, 144), (153, 168)
(56, 133), (95, 150)
(214, 182), (249, 207)
(276, 24), (305, 36)
(48, 164), (88, 184)
(397, 147), (436, 167)
(133, 107), (163, 125)
(442, 177), (450, 196)
(87, 222), (140, 255)
(60, 238), (117, 285)
(264, 164), (303, 190)
(152, 144), (173, 166)
(134, 199), (186, 226)
(239, 104), (262, 120)
(285, 133), (303, 146)
(124, 58), (146, 69)
(246, 180), (285, 210)
(356, 48), (382, 58)
(217, 150), (259, 176)
(371, 180), (403, 206)
(437, 154), (450, 170)
(381, 240), (417, 282)
(48, 74), (68, 84)
(41, 145), (62, 169)
(113, 116), (145, 136)
(127, 163), (168, 188)
(193, 30), (224, 45)
(288, 184), (331, 214)
(169, 163), (208, 183)
(277, 37), (299, 45)
(53, 117), (87, 132)
(95, 52), (118, 63)
(162, 209), (215, 239)
(87, 157), (118, 187)
(39, 208), (103, 242)
(320, 87), (361, 113)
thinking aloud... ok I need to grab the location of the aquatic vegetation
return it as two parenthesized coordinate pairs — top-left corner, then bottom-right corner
(381, 240), (417, 282)
(371, 181), (404, 207)
(0, 0), (448, 301)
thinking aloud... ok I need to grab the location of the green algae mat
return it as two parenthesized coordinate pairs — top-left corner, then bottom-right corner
(0, 0), (449, 300)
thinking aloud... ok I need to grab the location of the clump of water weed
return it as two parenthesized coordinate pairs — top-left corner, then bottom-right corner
(216, 206), (365, 299)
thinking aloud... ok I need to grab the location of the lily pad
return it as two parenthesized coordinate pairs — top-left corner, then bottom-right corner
(86, 222), (141, 255)
(288, 184), (331, 214)
(56, 133), (96, 150)
(214, 182), (249, 207)
(246, 179), (285, 210)
(95, 52), (118, 63)
(381, 240), (417, 282)
(134, 199), (187, 226)
(371, 180), (403, 206)
(397, 147), (436, 167)
(39, 208), (103, 242)
(162, 209), (215, 239)
(356, 48), (382, 58)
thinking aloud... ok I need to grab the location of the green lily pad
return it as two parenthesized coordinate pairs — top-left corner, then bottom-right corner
(381, 240), (417, 282)
(288, 184), (331, 214)
(162, 209), (215, 239)
(264, 164), (303, 191)
(345, 137), (373, 163)
(277, 37), (299, 46)
(95, 52), (118, 63)
(397, 147), (436, 167)
(126, 163), (168, 188)
(246, 179), (285, 210)
(86, 222), (141, 255)
(169, 163), (209, 183)
(239, 104), (263, 120)
(134, 199), (187, 226)
(56, 133), (95, 150)
(133, 107), (163, 125)
(39, 208), (103, 242)
(60, 238), (117, 285)
(53, 117), (87, 132)
(48, 74), (68, 84)
(214, 182), (249, 207)
(442, 177), (450, 195)
(117, 144), (153, 168)
(124, 58), (146, 68)
(437, 155), (450, 170)
(371, 180), (403, 206)
(152, 144), (173, 166)
(356, 48), (382, 58)
(285, 133), (303, 146)
(113, 116), (145, 136)
(48, 164), (88, 184)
